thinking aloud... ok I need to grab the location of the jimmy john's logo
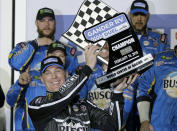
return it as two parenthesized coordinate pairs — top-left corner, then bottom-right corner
(163, 71), (177, 98)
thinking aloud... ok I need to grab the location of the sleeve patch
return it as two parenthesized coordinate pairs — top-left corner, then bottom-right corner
(19, 42), (27, 48)
(34, 97), (43, 105)
(70, 48), (77, 56)
(160, 34), (167, 44)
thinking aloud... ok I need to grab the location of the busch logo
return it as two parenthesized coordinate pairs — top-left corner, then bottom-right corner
(89, 88), (111, 109)
(58, 122), (88, 131)
(163, 71), (177, 98)
(59, 74), (79, 93)
(164, 80), (177, 88)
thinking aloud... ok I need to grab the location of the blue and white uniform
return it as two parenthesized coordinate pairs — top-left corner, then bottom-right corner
(137, 50), (177, 131)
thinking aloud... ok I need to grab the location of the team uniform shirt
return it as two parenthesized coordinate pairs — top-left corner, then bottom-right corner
(28, 65), (124, 131)
(137, 50), (177, 131)
(137, 29), (169, 57)
(7, 39), (78, 131)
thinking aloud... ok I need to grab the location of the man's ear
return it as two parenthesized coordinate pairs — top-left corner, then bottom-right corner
(128, 12), (131, 18)
(174, 45), (177, 57)
(40, 76), (44, 83)
(35, 20), (38, 26)
(147, 13), (150, 21)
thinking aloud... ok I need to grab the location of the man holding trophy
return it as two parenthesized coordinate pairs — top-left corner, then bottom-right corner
(63, 0), (154, 131)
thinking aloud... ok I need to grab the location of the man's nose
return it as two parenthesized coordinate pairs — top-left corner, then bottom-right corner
(137, 15), (143, 21)
(137, 15), (141, 20)
(51, 73), (57, 78)
(44, 19), (50, 25)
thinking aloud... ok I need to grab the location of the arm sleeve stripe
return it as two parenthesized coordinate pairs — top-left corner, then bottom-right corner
(116, 101), (121, 130)
(20, 50), (35, 71)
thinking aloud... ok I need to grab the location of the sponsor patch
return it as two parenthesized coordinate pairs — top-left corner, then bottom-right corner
(70, 48), (76, 56)
(35, 97), (43, 104)
(30, 81), (36, 87)
(134, 2), (146, 8)
(80, 105), (86, 112)
(161, 56), (172, 60)
(163, 71), (177, 98)
(88, 88), (111, 109)
(44, 58), (58, 64)
(72, 105), (79, 112)
(58, 74), (79, 93)
(92, 67), (98, 72)
(143, 41), (150, 46)
(156, 61), (164, 66)
(47, 93), (53, 100)
(19, 42), (27, 48)
(14, 45), (28, 57)
(153, 42), (158, 47)
(160, 33), (167, 44)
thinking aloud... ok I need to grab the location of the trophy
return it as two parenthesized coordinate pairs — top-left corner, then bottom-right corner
(63, 0), (154, 88)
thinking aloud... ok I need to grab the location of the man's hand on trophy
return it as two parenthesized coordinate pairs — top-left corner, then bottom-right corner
(98, 42), (109, 61)
(113, 74), (139, 92)
(85, 45), (100, 70)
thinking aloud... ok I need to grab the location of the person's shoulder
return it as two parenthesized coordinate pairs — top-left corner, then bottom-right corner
(16, 39), (37, 46)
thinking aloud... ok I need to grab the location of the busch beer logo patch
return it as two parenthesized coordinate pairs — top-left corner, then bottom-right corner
(88, 88), (111, 109)
(53, 117), (89, 131)
(163, 71), (177, 98)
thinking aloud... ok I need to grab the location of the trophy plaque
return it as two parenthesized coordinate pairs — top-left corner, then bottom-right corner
(63, 0), (154, 88)
(83, 13), (153, 88)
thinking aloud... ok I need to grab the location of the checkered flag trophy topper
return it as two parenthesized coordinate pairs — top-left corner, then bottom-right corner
(63, 0), (118, 64)
(63, 0), (154, 88)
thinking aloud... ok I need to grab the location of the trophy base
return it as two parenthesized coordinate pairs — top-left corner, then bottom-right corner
(95, 54), (154, 89)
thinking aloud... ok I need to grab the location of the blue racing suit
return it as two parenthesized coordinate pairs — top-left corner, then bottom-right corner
(137, 50), (177, 131)
(7, 39), (78, 131)
(124, 28), (169, 130)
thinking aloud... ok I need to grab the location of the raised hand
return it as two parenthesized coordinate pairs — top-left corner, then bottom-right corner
(84, 45), (100, 70)
(37, 37), (53, 46)
(140, 120), (154, 131)
(19, 66), (32, 85)
(113, 74), (139, 92)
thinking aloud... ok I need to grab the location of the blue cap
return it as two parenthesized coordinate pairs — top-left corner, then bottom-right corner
(40, 56), (64, 74)
(130, 0), (149, 15)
